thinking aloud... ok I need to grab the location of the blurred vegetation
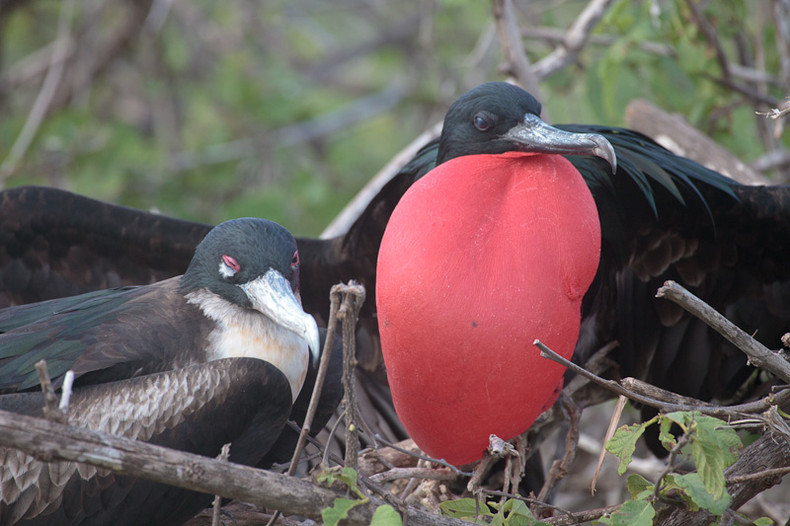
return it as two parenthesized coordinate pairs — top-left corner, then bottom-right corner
(0, 0), (787, 236)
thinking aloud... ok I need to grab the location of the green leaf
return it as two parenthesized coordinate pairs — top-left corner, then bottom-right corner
(371, 504), (403, 526)
(658, 414), (678, 451)
(663, 412), (741, 499)
(316, 466), (367, 499)
(440, 498), (492, 521)
(490, 499), (550, 526)
(691, 418), (741, 499)
(322, 498), (363, 526)
(753, 517), (774, 526)
(606, 422), (648, 475)
(604, 499), (655, 526)
(626, 474), (654, 499)
(665, 473), (731, 515)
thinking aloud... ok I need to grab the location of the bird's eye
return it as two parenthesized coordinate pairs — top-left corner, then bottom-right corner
(473, 113), (491, 131)
(291, 250), (299, 268)
(220, 254), (241, 277)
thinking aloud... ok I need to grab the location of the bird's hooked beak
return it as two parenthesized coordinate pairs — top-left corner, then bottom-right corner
(241, 269), (320, 367)
(502, 113), (617, 174)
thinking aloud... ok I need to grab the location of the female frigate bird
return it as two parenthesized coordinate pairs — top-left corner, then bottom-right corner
(1, 83), (789, 465)
(0, 217), (326, 525)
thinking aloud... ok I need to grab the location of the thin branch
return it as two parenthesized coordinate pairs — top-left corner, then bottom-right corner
(536, 339), (790, 424)
(372, 434), (474, 477)
(286, 289), (340, 476)
(536, 339), (702, 412)
(335, 281), (367, 471)
(35, 359), (67, 423)
(727, 466), (790, 484)
(212, 443), (231, 526)
(169, 83), (408, 173)
(0, 0), (74, 184)
(267, 280), (348, 526)
(684, 0), (731, 80)
(522, 26), (673, 57)
(751, 148), (790, 172)
(491, 0), (542, 100)
(532, 0), (617, 80)
(370, 466), (456, 484)
(621, 377), (790, 415)
(534, 395), (580, 514)
(591, 394), (627, 493)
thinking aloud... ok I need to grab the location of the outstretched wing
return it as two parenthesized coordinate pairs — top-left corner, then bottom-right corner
(0, 186), (210, 307)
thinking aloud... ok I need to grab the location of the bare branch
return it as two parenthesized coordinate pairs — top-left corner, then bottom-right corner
(522, 26), (673, 57)
(335, 281), (366, 470)
(532, 0), (617, 80)
(0, 408), (473, 526)
(286, 288), (340, 476)
(370, 466), (456, 484)
(684, 0), (731, 80)
(625, 99), (770, 185)
(35, 359), (68, 423)
(0, 0), (74, 184)
(491, 0), (542, 99)
(212, 443), (231, 526)
(752, 148), (790, 173)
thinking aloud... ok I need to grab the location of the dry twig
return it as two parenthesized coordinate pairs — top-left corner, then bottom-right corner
(334, 281), (367, 471)
(534, 395), (581, 516)
(0, 408), (475, 526)
(34, 359), (69, 424)
(0, 0), (74, 184)
(212, 443), (231, 526)
(491, 0), (542, 100)
(532, 0), (616, 80)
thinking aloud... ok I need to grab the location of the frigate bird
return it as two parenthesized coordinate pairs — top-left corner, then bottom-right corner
(1, 82), (789, 465)
(0, 217), (337, 525)
(376, 82), (790, 464)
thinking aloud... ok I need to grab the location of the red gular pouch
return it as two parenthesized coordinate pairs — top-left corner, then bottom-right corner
(377, 152), (601, 466)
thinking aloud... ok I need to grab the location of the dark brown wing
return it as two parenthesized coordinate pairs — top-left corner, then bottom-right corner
(0, 278), (212, 392)
(0, 358), (292, 525)
(578, 175), (790, 411)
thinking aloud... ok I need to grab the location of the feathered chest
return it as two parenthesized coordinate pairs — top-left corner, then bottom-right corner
(185, 290), (309, 401)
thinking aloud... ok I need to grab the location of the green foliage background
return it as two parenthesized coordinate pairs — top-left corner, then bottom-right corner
(0, 0), (787, 236)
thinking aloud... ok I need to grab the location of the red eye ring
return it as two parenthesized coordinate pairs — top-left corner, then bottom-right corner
(222, 254), (241, 273)
(291, 250), (299, 267)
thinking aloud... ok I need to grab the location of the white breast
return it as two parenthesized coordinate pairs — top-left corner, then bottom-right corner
(185, 290), (309, 401)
